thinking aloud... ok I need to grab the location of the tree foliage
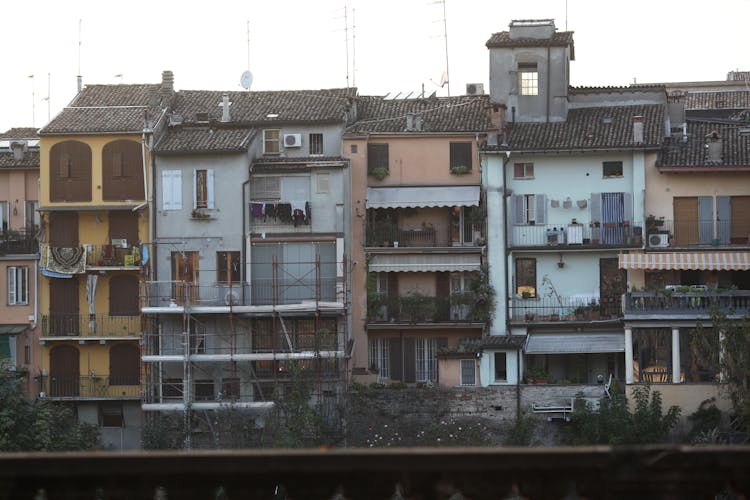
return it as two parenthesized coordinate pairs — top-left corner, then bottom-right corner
(563, 385), (680, 445)
(0, 367), (99, 451)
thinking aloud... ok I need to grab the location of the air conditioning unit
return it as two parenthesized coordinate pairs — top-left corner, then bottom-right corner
(466, 83), (485, 95)
(284, 134), (302, 148)
(648, 233), (670, 248)
(224, 289), (240, 306)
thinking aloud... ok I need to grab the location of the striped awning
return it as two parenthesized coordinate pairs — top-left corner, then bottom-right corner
(619, 252), (750, 270)
(525, 333), (624, 354)
(366, 186), (480, 209)
(368, 253), (481, 272)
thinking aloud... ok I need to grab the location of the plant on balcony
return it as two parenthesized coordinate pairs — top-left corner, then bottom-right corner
(526, 365), (549, 384)
(467, 264), (495, 326)
(646, 214), (665, 234)
(370, 166), (389, 181)
(191, 208), (210, 219)
(401, 291), (436, 323)
(450, 165), (470, 175)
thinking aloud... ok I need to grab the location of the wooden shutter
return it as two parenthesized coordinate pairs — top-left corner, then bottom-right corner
(109, 274), (139, 316)
(730, 196), (750, 243)
(623, 192), (634, 224)
(109, 211), (139, 244)
(435, 272), (450, 297)
(389, 337), (403, 382)
(162, 170), (182, 210)
(534, 194), (547, 225)
(50, 345), (79, 397)
(674, 197), (699, 246)
(103, 140), (143, 201)
(403, 337), (416, 383)
(717, 196), (731, 244)
(109, 343), (140, 385)
(50, 141), (92, 202)
(49, 212), (79, 246)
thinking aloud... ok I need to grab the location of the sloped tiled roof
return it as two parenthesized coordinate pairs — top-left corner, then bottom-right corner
(685, 90), (750, 110)
(0, 128), (39, 140)
(491, 104), (664, 152)
(345, 95), (492, 134)
(172, 88), (356, 125)
(0, 150), (39, 169)
(252, 156), (347, 171)
(155, 127), (257, 154)
(40, 83), (165, 135)
(657, 121), (750, 169)
(486, 30), (574, 49)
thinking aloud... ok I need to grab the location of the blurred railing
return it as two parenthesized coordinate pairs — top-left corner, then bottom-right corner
(509, 222), (643, 248)
(644, 218), (746, 247)
(0, 230), (38, 254)
(39, 374), (140, 399)
(366, 223), (483, 248)
(624, 290), (750, 317)
(509, 296), (622, 322)
(85, 243), (142, 267)
(41, 314), (140, 337)
(367, 292), (483, 324)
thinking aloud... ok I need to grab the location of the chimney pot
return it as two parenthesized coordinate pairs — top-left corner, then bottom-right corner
(221, 94), (231, 122)
(632, 115), (644, 144)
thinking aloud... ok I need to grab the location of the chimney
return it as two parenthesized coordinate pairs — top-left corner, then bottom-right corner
(160, 70), (174, 106)
(76, 75), (83, 93)
(10, 141), (26, 161)
(221, 94), (231, 122)
(681, 123), (688, 143)
(406, 112), (414, 131)
(632, 115), (644, 144)
(414, 113), (423, 131)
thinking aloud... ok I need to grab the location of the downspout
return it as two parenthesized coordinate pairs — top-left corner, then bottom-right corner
(502, 150), (521, 419)
(241, 177), (251, 303)
(142, 120), (155, 281)
(546, 46), (551, 123)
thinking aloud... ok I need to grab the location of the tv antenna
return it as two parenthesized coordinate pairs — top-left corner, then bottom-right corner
(432, 0), (450, 96)
(240, 19), (253, 90)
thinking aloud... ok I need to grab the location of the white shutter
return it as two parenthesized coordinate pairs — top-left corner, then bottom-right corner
(511, 195), (524, 225)
(8, 266), (16, 305)
(207, 169), (215, 209)
(535, 194), (547, 225)
(172, 171), (182, 210)
(20, 267), (28, 304)
(162, 170), (183, 211)
(193, 169), (198, 209)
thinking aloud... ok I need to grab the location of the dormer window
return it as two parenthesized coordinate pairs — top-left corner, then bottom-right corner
(519, 63), (538, 96)
(196, 112), (209, 123)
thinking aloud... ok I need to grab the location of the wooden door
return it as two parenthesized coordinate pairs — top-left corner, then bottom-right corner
(599, 258), (626, 318)
(109, 211), (139, 245)
(49, 212), (79, 246)
(50, 277), (79, 335)
(109, 343), (140, 386)
(673, 197), (698, 246)
(49, 344), (79, 396)
(109, 274), (139, 316)
(172, 251), (199, 304)
(730, 196), (750, 244)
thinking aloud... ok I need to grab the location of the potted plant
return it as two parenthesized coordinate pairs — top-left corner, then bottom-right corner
(521, 290), (533, 299)
(191, 208), (210, 219)
(450, 165), (470, 175)
(370, 166), (389, 181)
(527, 366), (549, 384)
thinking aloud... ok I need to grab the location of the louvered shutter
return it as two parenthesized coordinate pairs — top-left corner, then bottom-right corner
(162, 170), (182, 210)
(534, 194), (547, 225)
(623, 192), (634, 224)
(698, 196), (714, 244)
(192, 169), (198, 209)
(590, 193), (602, 242)
(206, 169), (215, 209)
(8, 266), (16, 305)
(511, 195), (525, 225)
(717, 196), (731, 244)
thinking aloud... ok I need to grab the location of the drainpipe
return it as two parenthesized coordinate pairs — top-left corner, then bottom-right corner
(241, 177), (251, 303)
(142, 117), (155, 281)
(546, 47), (551, 123)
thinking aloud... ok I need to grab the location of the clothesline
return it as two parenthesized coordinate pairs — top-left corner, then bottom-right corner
(250, 201), (311, 226)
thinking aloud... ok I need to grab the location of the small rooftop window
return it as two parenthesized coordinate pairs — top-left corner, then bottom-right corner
(266, 113), (279, 119)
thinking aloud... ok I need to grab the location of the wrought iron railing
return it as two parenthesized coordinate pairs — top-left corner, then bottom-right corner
(624, 290), (750, 317)
(509, 221), (643, 248)
(510, 296), (622, 322)
(39, 374), (140, 399)
(367, 292), (483, 324)
(41, 314), (140, 337)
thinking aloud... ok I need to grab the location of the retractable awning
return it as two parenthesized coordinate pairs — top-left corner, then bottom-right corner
(0, 325), (29, 335)
(525, 333), (625, 354)
(368, 253), (481, 273)
(366, 186), (480, 209)
(619, 252), (750, 271)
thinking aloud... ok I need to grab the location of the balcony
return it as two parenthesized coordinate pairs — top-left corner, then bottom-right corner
(39, 375), (140, 399)
(0, 230), (38, 255)
(366, 223), (483, 248)
(367, 292), (485, 325)
(623, 289), (750, 318)
(249, 201), (312, 234)
(85, 243), (142, 268)
(509, 222), (643, 249)
(644, 218), (750, 248)
(41, 314), (140, 338)
(510, 296), (622, 323)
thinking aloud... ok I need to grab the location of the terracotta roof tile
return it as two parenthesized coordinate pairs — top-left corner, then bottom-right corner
(0, 128), (39, 139)
(0, 150), (39, 169)
(485, 30), (574, 49)
(492, 104), (664, 151)
(345, 95), (492, 134)
(657, 121), (750, 169)
(155, 127), (257, 154)
(685, 90), (750, 110)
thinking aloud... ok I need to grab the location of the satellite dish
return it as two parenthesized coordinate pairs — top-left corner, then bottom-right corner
(240, 70), (253, 90)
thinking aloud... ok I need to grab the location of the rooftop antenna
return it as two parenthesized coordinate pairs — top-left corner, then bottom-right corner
(565, 0), (568, 31)
(28, 74), (35, 127)
(432, 0), (450, 96)
(352, 8), (356, 87)
(344, 6), (350, 88)
(240, 19), (253, 90)
(76, 19), (83, 92)
(41, 73), (51, 122)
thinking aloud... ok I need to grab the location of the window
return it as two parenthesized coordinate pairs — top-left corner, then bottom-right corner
(99, 402), (124, 428)
(109, 344), (140, 385)
(194, 169), (214, 209)
(8, 266), (28, 305)
(513, 162), (534, 179)
(251, 176), (280, 199)
(309, 133), (324, 155)
(264, 129), (280, 154)
(316, 172), (330, 194)
(0, 201), (8, 234)
(494, 352), (507, 381)
(25, 201), (39, 230)
(109, 275), (139, 316)
(58, 153), (72, 178)
(161, 170), (182, 210)
(49, 140), (92, 202)
(515, 258), (536, 297)
(449, 142), (472, 173)
(350, 144), (358, 154)
(415, 337), (439, 382)
(633, 328), (671, 383)
(195, 380), (215, 401)
(217, 251), (241, 284)
(367, 144), (389, 173)
(222, 378), (240, 400)
(460, 359), (476, 386)
(519, 63), (538, 96)
(603, 161), (623, 178)
(511, 194), (546, 225)
(103, 140), (143, 201)
(368, 338), (391, 379)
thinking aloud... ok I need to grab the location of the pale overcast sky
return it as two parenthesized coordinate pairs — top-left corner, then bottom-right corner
(1, 0), (748, 133)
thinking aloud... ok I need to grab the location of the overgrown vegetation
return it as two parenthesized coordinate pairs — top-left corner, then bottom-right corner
(563, 385), (680, 445)
(0, 366), (99, 451)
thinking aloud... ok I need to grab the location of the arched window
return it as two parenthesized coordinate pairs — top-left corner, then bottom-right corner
(102, 140), (144, 201)
(109, 343), (139, 386)
(49, 141), (92, 202)
(109, 274), (139, 316)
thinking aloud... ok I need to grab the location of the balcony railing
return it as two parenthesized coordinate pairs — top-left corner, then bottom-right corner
(0, 232), (38, 254)
(85, 244), (142, 267)
(366, 224), (483, 248)
(509, 222), (643, 248)
(41, 314), (140, 338)
(141, 279), (344, 308)
(624, 290), (750, 317)
(509, 296), (622, 323)
(39, 375), (140, 399)
(367, 292), (484, 324)
(644, 218), (748, 247)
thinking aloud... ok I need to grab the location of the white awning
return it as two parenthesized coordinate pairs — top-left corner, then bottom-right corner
(366, 186), (480, 209)
(368, 253), (481, 273)
(525, 333), (625, 354)
(619, 252), (750, 270)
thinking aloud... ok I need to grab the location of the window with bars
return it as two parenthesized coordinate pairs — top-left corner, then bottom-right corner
(368, 338), (391, 379)
(367, 144), (389, 173)
(264, 129), (280, 154)
(494, 352), (508, 382)
(460, 359), (476, 386)
(251, 176), (281, 199)
(7, 266), (28, 305)
(415, 338), (439, 382)
(309, 133), (324, 155)
(603, 161), (623, 178)
(449, 142), (472, 172)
